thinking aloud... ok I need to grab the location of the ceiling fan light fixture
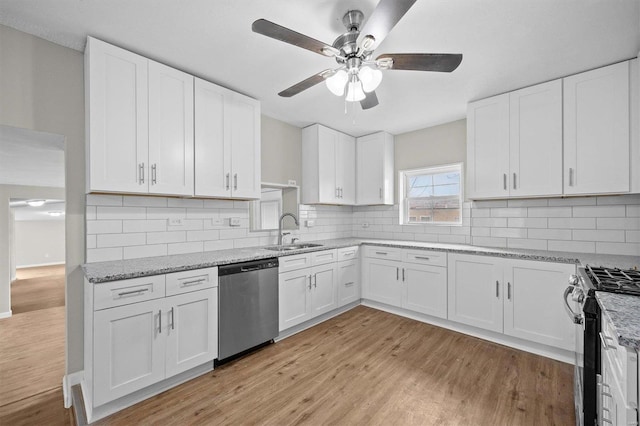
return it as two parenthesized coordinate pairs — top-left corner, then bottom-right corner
(360, 35), (376, 51)
(345, 77), (366, 102)
(358, 66), (383, 93)
(26, 199), (46, 207)
(325, 69), (348, 96)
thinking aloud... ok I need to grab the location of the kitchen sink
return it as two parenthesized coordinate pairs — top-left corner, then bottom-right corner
(264, 243), (323, 252)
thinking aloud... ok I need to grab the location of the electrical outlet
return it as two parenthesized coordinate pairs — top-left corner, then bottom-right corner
(306, 220), (314, 228)
(288, 179), (297, 186)
(362, 222), (370, 228)
(229, 217), (241, 227)
(168, 218), (184, 226)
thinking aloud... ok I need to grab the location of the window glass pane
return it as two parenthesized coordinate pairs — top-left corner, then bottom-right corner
(433, 172), (460, 186)
(433, 183), (460, 197)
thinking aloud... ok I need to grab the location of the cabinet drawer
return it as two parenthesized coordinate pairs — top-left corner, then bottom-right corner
(278, 253), (312, 273)
(601, 316), (639, 402)
(337, 246), (359, 262)
(363, 246), (402, 261)
(312, 249), (337, 266)
(403, 250), (447, 267)
(165, 267), (218, 296)
(94, 275), (166, 311)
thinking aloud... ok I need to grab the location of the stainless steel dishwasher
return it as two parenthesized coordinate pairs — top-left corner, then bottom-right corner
(218, 258), (279, 362)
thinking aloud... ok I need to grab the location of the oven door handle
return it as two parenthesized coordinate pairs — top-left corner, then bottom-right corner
(564, 286), (583, 324)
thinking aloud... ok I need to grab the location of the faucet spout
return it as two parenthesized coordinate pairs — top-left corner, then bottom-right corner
(278, 213), (299, 246)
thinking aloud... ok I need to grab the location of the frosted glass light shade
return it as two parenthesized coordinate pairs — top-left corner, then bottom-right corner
(345, 79), (365, 102)
(358, 66), (382, 93)
(325, 70), (348, 96)
(26, 200), (46, 207)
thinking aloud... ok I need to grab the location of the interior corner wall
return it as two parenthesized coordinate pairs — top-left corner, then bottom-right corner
(394, 118), (467, 202)
(9, 210), (16, 282)
(260, 114), (302, 186)
(15, 220), (66, 267)
(0, 24), (85, 374)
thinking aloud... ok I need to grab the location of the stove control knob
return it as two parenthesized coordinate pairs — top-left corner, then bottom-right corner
(568, 274), (579, 286)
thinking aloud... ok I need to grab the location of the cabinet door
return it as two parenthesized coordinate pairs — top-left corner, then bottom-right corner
(509, 80), (563, 197)
(86, 37), (149, 193)
(194, 78), (231, 198)
(503, 260), (575, 350)
(466, 93), (510, 199)
(362, 258), (402, 307)
(229, 92), (261, 199)
(165, 288), (217, 377)
(148, 61), (194, 196)
(311, 264), (337, 317)
(278, 269), (312, 331)
(564, 61), (630, 195)
(317, 126), (339, 203)
(93, 299), (165, 406)
(356, 133), (387, 205)
(402, 264), (447, 319)
(336, 133), (356, 204)
(337, 260), (360, 307)
(447, 254), (503, 333)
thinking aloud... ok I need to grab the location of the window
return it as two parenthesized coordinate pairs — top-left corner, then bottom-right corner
(399, 163), (463, 226)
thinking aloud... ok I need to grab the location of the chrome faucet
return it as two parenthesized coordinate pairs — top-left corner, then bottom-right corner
(278, 213), (299, 245)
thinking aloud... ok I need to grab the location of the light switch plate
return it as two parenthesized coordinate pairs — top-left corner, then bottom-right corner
(229, 217), (241, 226)
(168, 218), (184, 226)
(306, 220), (314, 227)
(288, 179), (297, 186)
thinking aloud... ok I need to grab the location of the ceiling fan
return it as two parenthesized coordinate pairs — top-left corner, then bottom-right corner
(252, 0), (463, 110)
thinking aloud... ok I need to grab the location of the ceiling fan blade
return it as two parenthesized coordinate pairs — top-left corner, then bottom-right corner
(357, 0), (417, 51)
(360, 91), (379, 110)
(252, 19), (338, 57)
(376, 53), (463, 72)
(278, 70), (331, 97)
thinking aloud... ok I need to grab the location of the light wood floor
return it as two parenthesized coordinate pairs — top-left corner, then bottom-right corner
(95, 306), (574, 425)
(0, 265), (68, 423)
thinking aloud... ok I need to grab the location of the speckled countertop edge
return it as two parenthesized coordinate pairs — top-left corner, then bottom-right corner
(81, 237), (639, 284)
(596, 292), (640, 350)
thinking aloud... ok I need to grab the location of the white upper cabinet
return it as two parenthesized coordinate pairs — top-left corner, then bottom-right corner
(148, 61), (194, 196)
(194, 78), (261, 200)
(86, 37), (149, 193)
(356, 131), (394, 205)
(467, 80), (563, 199)
(302, 124), (355, 205)
(563, 61), (630, 195)
(467, 93), (510, 199)
(509, 80), (563, 197)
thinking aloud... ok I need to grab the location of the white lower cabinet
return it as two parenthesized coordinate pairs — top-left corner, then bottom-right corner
(337, 259), (360, 307)
(278, 250), (339, 331)
(448, 253), (575, 350)
(362, 247), (448, 319)
(87, 267), (218, 409)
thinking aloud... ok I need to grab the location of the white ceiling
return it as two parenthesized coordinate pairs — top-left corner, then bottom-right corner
(10, 199), (66, 222)
(1, 0), (639, 136)
(0, 125), (65, 188)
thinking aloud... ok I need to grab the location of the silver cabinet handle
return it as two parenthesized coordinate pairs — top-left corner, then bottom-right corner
(415, 256), (430, 260)
(158, 309), (162, 333)
(225, 173), (230, 190)
(496, 281), (499, 298)
(151, 164), (157, 185)
(569, 168), (574, 186)
(308, 275), (312, 290)
(313, 273), (317, 288)
(402, 268), (405, 282)
(507, 282), (511, 300)
(503, 173), (507, 190)
(396, 267), (399, 281)
(513, 173), (516, 190)
(335, 187), (339, 198)
(379, 188), (383, 199)
(375, 251), (388, 255)
(117, 288), (149, 297)
(233, 173), (238, 190)
(599, 332), (617, 351)
(181, 278), (206, 286)
(563, 286), (583, 324)
(344, 281), (355, 286)
(139, 163), (145, 184)
(170, 307), (175, 330)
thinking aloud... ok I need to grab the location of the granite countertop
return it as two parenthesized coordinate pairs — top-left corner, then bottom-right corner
(596, 292), (640, 350)
(82, 237), (639, 283)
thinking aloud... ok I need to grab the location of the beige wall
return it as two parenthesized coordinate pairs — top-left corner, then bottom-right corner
(15, 220), (66, 267)
(0, 24), (85, 373)
(394, 118), (467, 202)
(260, 115), (302, 186)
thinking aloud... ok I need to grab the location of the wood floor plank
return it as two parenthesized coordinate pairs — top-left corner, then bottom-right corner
(93, 306), (574, 426)
(0, 388), (71, 426)
(11, 264), (65, 314)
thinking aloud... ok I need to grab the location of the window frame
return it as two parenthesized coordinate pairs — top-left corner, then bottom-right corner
(398, 163), (464, 226)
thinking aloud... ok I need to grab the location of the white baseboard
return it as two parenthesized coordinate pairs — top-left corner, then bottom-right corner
(0, 310), (12, 319)
(63, 371), (84, 408)
(17, 261), (65, 269)
(275, 301), (360, 342)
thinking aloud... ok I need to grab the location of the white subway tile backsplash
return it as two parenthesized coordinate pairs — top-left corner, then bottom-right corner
(234, 237), (262, 248)
(472, 236), (507, 248)
(627, 205), (640, 217)
(472, 200), (507, 208)
(86, 235), (96, 249)
(507, 218), (547, 228)
(123, 219), (167, 233)
(168, 242), (204, 255)
(573, 205), (626, 218)
(490, 207), (527, 218)
(203, 240), (235, 252)
(597, 218), (640, 230)
(472, 218), (508, 228)
(167, 198), (204, 208)
(596, 194), (640, 205)
(548, 218), (596, 229)
(472, 227), (491, 237)
(187, 230), (220, 242)
(527, 207), (572, 218)
(595, 242), (640, 256)
(86, 206), (96, 220)
(548, 240), (595, 254)
(87, 247), (123, 262)
(123, 244), (167, 260)
(413, 233), (439, 243)
(437, 234), (467, 244)
(528, 228), (572, 240)
(147, 231), (185, 244)
(147, 207), (186, 220)
(203, 199), (234, 209)
(507, 199), (548, 207)
(167, 219), (203, 232)
(97, 233), (146, 248)
(507, 238), (547, 250)
(97, 206), (146, 220)
(123, 196), (167, 207)
(86, 194), (122, 206)
(548, 197), (596, 207)
(626, 231), (640, 243)
(471, 209), (491, 218)
(491, 227), (527, 238)
(572, 230), (625, 242)
(87, 220), (122, 235)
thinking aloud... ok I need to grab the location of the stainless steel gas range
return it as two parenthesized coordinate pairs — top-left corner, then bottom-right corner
(565, 265), (640, 426)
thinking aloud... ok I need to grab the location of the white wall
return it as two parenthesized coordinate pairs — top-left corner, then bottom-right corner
(15, 220), (65, 267)
(261, 115), (302, 186)
(0, 24), (85, 373)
